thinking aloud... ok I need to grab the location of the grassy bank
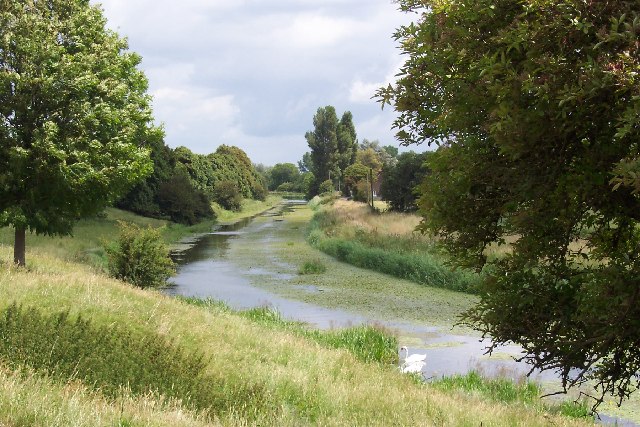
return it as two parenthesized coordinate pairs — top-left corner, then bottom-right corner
(307, 199), (479, 293)
(0, 198), (593, 425)
(0, 246), (590, 426)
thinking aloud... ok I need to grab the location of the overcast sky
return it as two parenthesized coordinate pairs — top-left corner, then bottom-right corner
(93, 1), (417, 166)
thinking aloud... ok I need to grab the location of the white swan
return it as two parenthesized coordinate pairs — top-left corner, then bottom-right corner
(399, 346), (426, 374)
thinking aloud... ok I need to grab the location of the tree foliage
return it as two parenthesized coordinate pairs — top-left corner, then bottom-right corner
(380, 151), (430, 212)
(379, 0), (640, 407)
(0, 0), (156, 265)
(117, 135), (214, 225)
(269, 163), (301, 190)
(305, 106), (359, 197)
(174, 145), (266, 205)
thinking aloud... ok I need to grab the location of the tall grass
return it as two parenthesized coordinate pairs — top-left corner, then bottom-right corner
(181, 299), (399, 365)
(307, 201), (479, 293)
(431, 371), (592, 419)
(0, 303), (274, 417)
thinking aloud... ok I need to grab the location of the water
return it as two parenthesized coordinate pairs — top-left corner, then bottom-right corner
(165, 201), (636, 426)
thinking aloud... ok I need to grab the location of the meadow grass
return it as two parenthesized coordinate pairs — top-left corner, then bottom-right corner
(181, 299), (398, 365)
(0, 245), (591, 426)
(307, 199), (479, 293)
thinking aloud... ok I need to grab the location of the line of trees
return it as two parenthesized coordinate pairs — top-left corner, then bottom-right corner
(118, 144), (267, 219)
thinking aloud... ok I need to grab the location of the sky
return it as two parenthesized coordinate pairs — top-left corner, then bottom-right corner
(93, 0), (418, 166)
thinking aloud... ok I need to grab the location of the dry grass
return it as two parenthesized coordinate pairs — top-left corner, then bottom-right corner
(330, 199), (426, 239)
(0, 244), (591, 426)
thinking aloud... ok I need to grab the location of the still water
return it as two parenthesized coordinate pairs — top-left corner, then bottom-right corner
(165, 201), (635, 426)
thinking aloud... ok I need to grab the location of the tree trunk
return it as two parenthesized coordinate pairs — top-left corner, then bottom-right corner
(14, 227), (25, 267)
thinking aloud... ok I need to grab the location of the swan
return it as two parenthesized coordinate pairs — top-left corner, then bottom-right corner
(399, 346), (426, 364)
(401, 359), (426, 374)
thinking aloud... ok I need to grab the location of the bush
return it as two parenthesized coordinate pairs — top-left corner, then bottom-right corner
(157, 172), (215, 224)
(105, 222), (175, 289)
(213, 180), (243, 211)
(318, 179), (335, 195)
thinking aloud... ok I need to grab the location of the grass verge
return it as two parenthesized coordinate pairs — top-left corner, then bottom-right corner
(307, 199), (479, 293)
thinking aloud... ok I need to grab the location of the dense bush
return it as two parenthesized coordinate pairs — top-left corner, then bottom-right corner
(298, 259), (327, 275)
(117, 137), (215, 225)
(105, 222), (175, 288)
(157, 171), (215, 224)
(212, 180), (243, 211)
(318, 179), (334, 195)
(380, 151), (430, 212)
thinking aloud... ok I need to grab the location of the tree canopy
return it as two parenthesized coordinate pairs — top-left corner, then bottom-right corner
(379, 0), (640, 407)
(305, 106), (359, 196)
(0, 0), (157, 265)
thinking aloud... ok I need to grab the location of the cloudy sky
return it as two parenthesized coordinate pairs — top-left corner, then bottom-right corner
(93, 1), (417, 166)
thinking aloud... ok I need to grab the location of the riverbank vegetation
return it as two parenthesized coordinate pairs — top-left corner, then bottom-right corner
(307, 198), (478, 293)
(0, 238), (591, 425)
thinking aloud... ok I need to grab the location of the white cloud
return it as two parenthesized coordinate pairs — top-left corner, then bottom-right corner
(94, 0), (415, 165)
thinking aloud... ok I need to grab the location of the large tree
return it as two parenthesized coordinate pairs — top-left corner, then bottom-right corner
(305, 106), (339, 193)
(378, 0), (640, 407)
(0, 0), (156, 266)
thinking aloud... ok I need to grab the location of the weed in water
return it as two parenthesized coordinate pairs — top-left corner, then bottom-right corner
(298, 259), (327, 275)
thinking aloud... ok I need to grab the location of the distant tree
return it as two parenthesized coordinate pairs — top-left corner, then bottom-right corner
(269, 163), (300, 191)
(212, 180), (242, 212)
(336, 111), (358, 182)
(306, 106), (339, 192)
(344, 163), (370, 202)
(318, 180), (335, 195)
(356, 148), (383, 175)
(0, 0), (156, 266)
(360, 139), (397, 169)
(298, 152), (313, 173)
(380, 152), (430, 212)
(302, 172), (315, 199)
(378, 0), (640, 407)
(383, 145), (399, 159)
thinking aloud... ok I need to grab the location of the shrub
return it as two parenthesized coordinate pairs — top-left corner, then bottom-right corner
(105, 222), (175, 289)
(318, 179), (335, 195)
(298, 259), (327, 275)
(213, 180), (243, 211)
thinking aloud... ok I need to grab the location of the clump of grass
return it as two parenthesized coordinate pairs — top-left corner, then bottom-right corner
(0, 302), (271, 417)
(298, 259), (327, 275)
(431, 371), (593, 420)
(431, 371), (539, 404)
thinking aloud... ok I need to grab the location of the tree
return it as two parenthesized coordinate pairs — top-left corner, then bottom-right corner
(336, 111), (358, 182)
(380, 151), (430, 212)
(298, 152), (313, 173)
(269, 163), (300, 190)
(306, 106), (339, 192)
(0, 0), (155, 266)
(343, 163), (370, 202)
(378, 0), (640, 407)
